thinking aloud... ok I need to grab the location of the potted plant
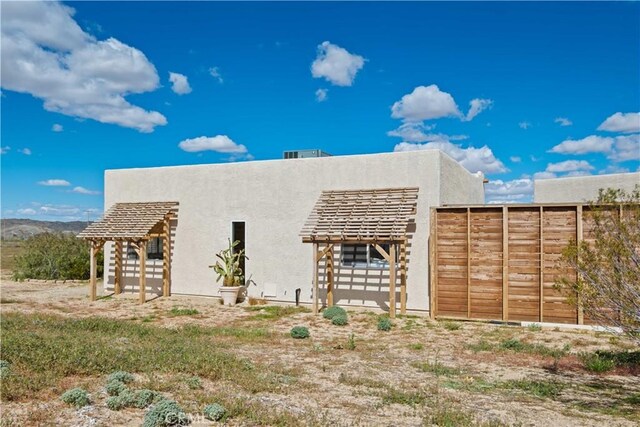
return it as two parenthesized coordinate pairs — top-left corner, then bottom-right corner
(209, 239), (247, 306)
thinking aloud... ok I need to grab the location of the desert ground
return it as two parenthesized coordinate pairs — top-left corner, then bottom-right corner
(1, 273), (638, 427)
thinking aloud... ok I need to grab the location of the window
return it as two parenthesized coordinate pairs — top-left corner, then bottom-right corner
(341, 244), (392, 268)
(126, 238), (163, 260)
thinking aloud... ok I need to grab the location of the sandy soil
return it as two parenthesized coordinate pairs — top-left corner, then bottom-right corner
(1, 275), (638, 427)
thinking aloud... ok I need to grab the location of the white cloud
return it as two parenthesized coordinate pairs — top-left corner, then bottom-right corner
(554, 117), (572, 126)
(464, 98), (493, 121)
(608, 133), (640, 162)
(597, 112), (640, 133)
(387, 123), (466, 144)
(1, 146), (11, 154)
(315, 88), (328, 102)
(533, 171), (557, 180)
(52, 123), (63, 132)
(70, 186), (101, 195)
(37, 179), (71, 186)
(311, 41), (365, 86)
(549, 135), (613, 155)
(168, 72), (192, 95)
(18, 148), (32, 155)
(484, 178), (533, 203)
(599, 165), (630, 175)
(1, 1), (166, 132)
(209, 67), (223, 84)
(394, 141), (507, 174)
(17, 208), (37, 215)
(39, 205), (80, 216)
(546, 160), (594, 173)
(391, 85), (461, 122)
(178, 135), (248, 154)
(518, 121), (532, 130)
(510, 156), (521, 163)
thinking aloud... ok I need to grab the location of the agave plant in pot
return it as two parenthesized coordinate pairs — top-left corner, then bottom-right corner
(209, 239), (247, 306)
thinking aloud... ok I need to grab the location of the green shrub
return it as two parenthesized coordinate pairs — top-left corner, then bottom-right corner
(332, 314), (348, 326)
(143, 399), (190, 427)
(12, 233), (103, 281)
(106, 391), (134, 410)
(107, 371), (134, 384)
(377, 317), (392, 331)
(500, 338), (525, 351)
(61, 387), (90, 408)
(322, 306), (346, 320)
(290, 326), (310, 339)
(527, 323), (542, 332)
(580, 352), (616, 373)
(203, 403), (226, 421)
(185, 376), (202, 390)
(133, 389), (163, 409)
(106, 379), (128, 396)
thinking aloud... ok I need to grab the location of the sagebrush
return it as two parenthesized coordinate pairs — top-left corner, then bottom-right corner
(12, 233), (103, 281)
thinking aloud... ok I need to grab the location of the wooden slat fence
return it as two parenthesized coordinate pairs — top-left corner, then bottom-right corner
(430, 204), (603, 325)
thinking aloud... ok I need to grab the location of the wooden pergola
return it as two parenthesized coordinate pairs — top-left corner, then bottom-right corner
(300, 188), (418, 318)
(78, 202), (178, 304)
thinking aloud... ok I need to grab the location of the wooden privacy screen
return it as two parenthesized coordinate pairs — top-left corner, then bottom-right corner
(431, 205), (600, 325)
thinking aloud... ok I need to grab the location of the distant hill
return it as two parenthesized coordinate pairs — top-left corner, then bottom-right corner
(1, 219), (90, 240)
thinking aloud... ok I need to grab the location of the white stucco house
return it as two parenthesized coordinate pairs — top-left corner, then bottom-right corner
(94, 150), (485, 314)
(534, 172), (640, 203)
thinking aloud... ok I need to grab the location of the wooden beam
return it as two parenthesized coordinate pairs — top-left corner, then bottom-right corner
(162, 215), (171, 297)
(373, 243), (391, 263)
(326, 245), (334, 307)
(576, 205), (584, 325)
(400, 240), (407, 315)
(467, 208), (471, 319)
(539, 206), (544, 322)
(315, 244), (334, 262)
(89, 243), (100, 301)
(139, 240), (147, 304)
(502, 206), (509, 321)
(312, 243), (319, 315)
(389, 243), (396, 319)
(114, 241), (123, 295)
(429, 208), (437, 320)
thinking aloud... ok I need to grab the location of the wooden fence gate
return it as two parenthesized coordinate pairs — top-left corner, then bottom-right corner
(429, 204), (606, 325)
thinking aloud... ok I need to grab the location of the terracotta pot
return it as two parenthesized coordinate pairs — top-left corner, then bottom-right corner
(220, 286), (241, 306)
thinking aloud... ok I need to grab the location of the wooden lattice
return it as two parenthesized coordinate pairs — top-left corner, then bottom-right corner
(78, 202), (178, 241)
(301, 188), (418, 242)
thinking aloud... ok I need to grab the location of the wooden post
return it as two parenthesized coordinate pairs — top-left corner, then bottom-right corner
(400, 240), (407, 315)
(429, 208), (437, 320)
(114, 241), (123, 295)
(576, 205), (584, 325)
(162, 215), (171, 297)
(502, 206), (509, 321)
(389, 243), (397, 319)
(139, 240), (147, 304)
(326, 245), (334, 307)
(312, 243), (319, 315)
(539, 206), (544, 322)
(467, 208), (471, 319)
(89, 241), (99, 301)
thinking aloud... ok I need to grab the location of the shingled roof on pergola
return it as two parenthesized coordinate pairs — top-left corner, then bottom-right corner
(300, 187), (419, 243)
(79, 202), (179, 241)
(78, 201), (178, 305)
(301, 188), (418, 318)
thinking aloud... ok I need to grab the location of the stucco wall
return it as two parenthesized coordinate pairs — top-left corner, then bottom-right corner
(103, 150), (484, 313)
(534, 172), (640, 203)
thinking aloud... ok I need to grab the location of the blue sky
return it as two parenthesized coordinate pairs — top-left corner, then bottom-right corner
(2, 1), (639, 221)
